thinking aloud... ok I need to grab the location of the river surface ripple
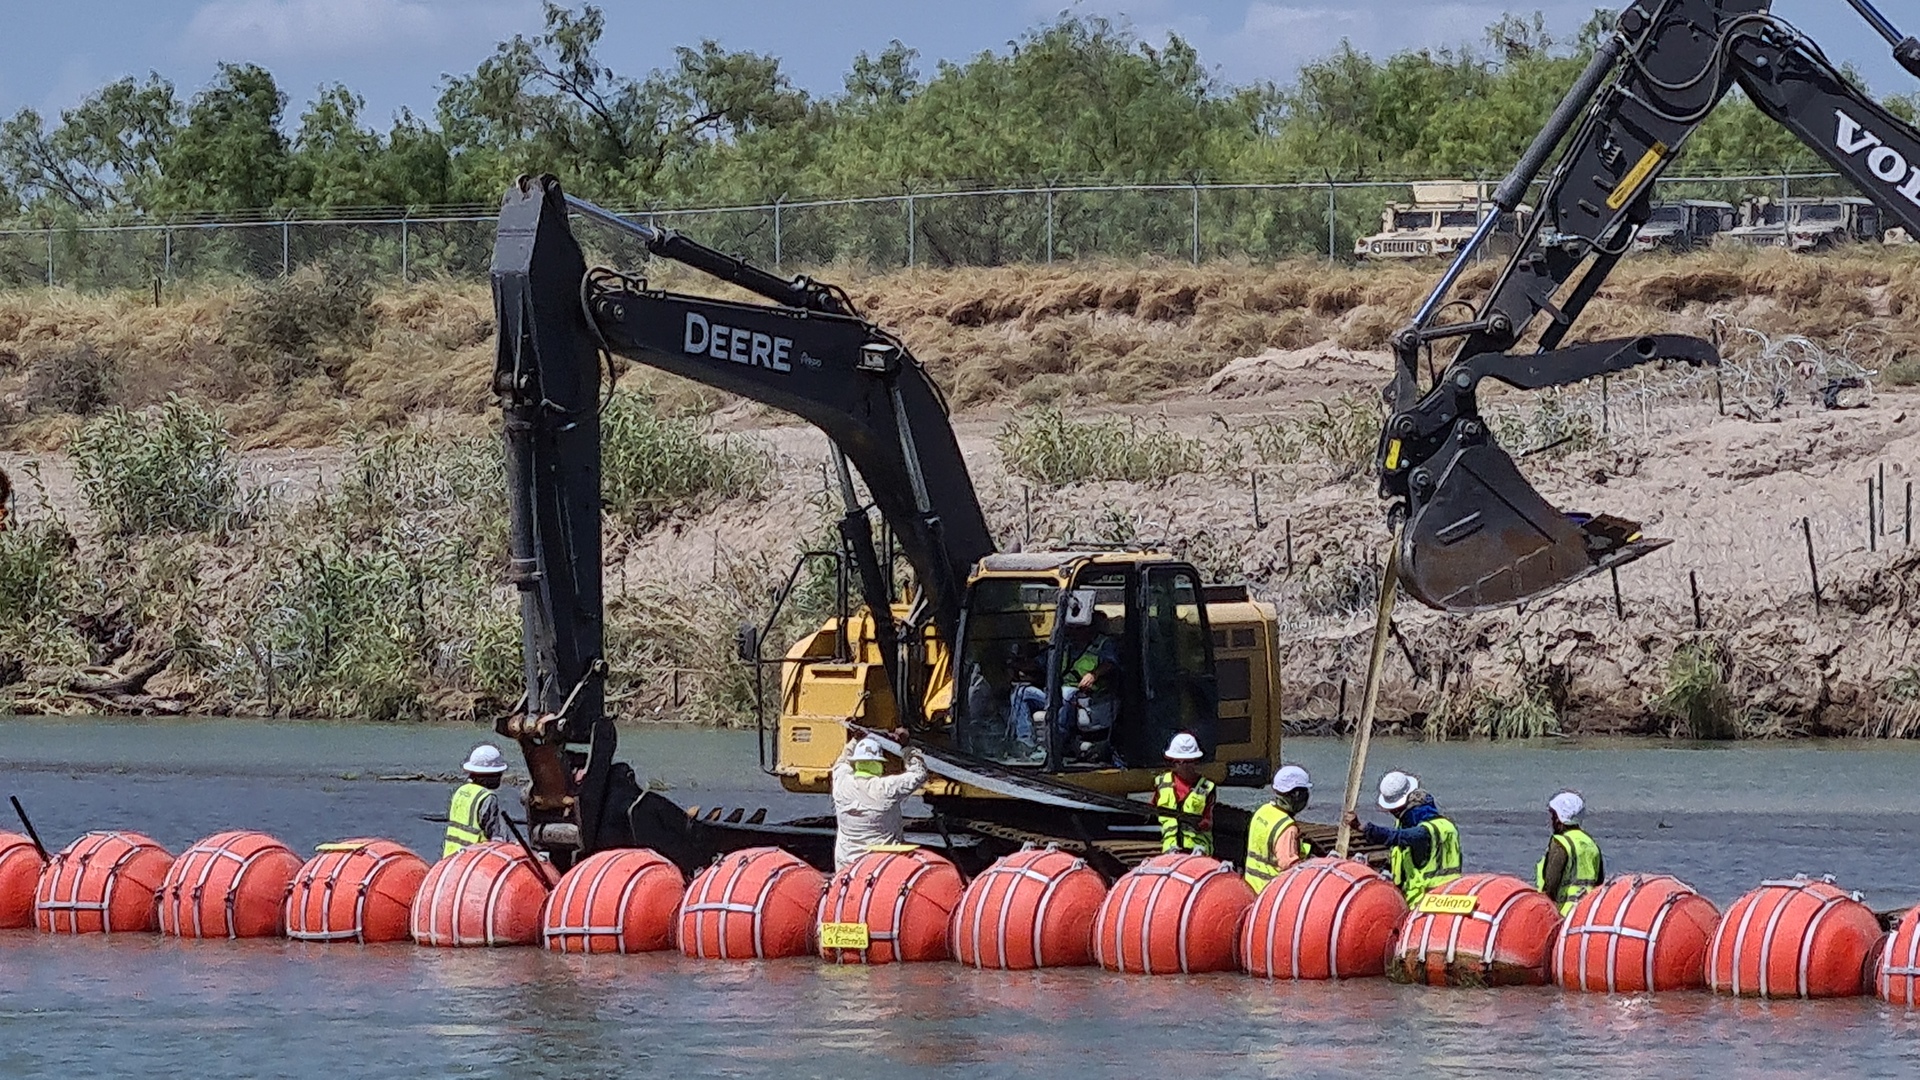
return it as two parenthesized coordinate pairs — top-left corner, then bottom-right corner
(2, 717), (1919, 1078)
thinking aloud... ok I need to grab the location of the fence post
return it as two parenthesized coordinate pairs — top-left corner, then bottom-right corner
(281, 219), (290, 277)
(45, 227), (53, 288)
(1327, 181), (1337, 263)
(163, 227), (172, 281)
(400, 212), (410, 283)
(1045, 187), (1055, 264)
(773, 196), (783, 271)
(906, 192), (915, 269)
(1191, 183), (1201, 265)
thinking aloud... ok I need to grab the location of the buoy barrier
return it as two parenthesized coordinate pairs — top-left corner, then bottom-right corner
(1553, 875), (1721, 993)
(1093, 853), (1254, 975)
(286, 839), (429, 944)
(1708, 875), (1880, 999)
(1240, 857), (1406, 980)
(411, 840), (551, 948)
(0, 831), (43, 929)
(817, 847), (963, 964)
(544, 848), (684, 954)
(951, 846), (1105, 970)
(1874, 903), (1920, 1005)
(679, 846), (825, 960)
(158, 831), (303, 940)
(35, 831), (175, 935)
(1389, 873), (1560, 987)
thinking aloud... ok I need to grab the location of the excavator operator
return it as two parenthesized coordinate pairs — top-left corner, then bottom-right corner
(1008, 594), (1120, 764)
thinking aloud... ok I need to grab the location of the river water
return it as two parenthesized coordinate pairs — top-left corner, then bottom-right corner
(3, 717), (1919, 1078)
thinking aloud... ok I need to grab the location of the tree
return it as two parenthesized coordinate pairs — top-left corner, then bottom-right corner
(153, 64), (290, 213)
(0, 75), (179, 215)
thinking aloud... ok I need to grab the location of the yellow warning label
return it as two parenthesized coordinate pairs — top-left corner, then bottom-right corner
(819, 922), (871, 950)
(1607, 142), (1668, 211)
(1384, 439), (1403, 471)
(315, 842), (369, 853)
(866, 843), (920, 853)
(1417, 893), (1480, 916)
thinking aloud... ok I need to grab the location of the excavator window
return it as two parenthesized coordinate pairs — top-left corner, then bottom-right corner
(1130, 566), (1217, 767)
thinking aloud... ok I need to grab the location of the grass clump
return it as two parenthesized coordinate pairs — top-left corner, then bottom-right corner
(1425, 685), (1562, 741)
(70, 395), (240, 536)
(226, 264), (375, 388)
(601, 393), (770, 531)
(995, 406), (1203, 485)
(0, 520), (75, 644)
(1657, 640), (1744, 740)
(25, 343), (118, 416)
(1297, 395), (1380, 479)
(1493, 394), (1600, 456)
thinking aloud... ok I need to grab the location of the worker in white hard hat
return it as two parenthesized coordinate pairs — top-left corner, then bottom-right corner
(444, 744), (512, 857)
(1537, 791), (1604, 915)
(1244, 764), (1313, 893)
(1344, 769), (1461, 905)
(831, 727), (928, 870)
(1153, 732), (1215, 855)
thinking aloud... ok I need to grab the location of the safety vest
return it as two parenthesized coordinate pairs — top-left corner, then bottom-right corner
(1153, 772), (1215, 855)
(1536, 827), (1603, 915)
(1063, 635), (1114, 693)
(1387, 816), (1461, 905)
(1243, 802), (1310, 894)
(443, 782), (493, 858)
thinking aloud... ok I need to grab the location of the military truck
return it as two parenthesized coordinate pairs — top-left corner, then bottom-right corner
(1632, 200), (1735, 252)
(1355, 182), (1530, 260)
(1717, 196), (1883, 251)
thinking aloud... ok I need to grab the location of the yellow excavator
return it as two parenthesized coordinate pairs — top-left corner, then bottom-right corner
(492, 178), (1300, 875)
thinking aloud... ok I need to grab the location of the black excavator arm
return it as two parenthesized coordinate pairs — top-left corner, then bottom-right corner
(1381, 0), (1920, 613)
(489, 176), (996, 859)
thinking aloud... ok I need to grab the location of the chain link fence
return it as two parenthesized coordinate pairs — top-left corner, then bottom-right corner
(0, 172), (1858, 292)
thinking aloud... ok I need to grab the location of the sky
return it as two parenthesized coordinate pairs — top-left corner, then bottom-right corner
(0, 0), (1906, 128)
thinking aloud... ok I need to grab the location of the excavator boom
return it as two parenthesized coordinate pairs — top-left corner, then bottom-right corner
(1381, 0), (1920, 612)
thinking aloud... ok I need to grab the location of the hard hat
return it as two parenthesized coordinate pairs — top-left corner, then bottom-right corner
(1377, 770), (1419, 811)
(1549, 790), (1585, 825)
(1164, 732), (1203, 761)
(1272, 764), (1311, 793)
(463, 744), (508, 775)
(850, 737), (888, 763)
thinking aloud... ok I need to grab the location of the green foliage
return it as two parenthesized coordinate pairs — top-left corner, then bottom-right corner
(25, 343), (119, 415)
(70, 396), (240, 536)
(1493, 393), (1599, 455)
(601, 393), (770, 531)
(1658, 640), (1745, 740)
(0, 520), (75, 638)
(995, 406), (1204, 485)
(3, 5), (1898, 228)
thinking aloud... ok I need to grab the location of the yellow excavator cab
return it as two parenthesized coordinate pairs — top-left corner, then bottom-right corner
(772, 549), (1281, 798)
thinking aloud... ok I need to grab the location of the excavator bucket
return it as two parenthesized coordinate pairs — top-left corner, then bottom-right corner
(1399, 439), (1669, 613)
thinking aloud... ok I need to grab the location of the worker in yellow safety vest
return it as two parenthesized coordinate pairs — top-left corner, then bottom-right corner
(1244, 764), (1313, 894)
(1153, 732), (1215, 854)
(1345, 770), (1461, 905)
(444, 744), (512, 857)
(1536, 790), (1604, 915)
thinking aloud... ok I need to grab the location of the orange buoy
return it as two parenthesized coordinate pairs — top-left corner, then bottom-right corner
(1390, 873), (1560, 987)
(286, 839), (429, 944)
(157, 830), (303, 939)
(1553, 874), (1721, 993)
(951, 846), (1106, 970)
(1874, 903), (1920, 1005)
(35, 831), (174, 934)
(410, 840), (551, 948)
(1708, 875), (1880, 998)
(817, 847), (963, 964)
(544, 848), (684, 954)
(1093, 853), (1253, 975)
(0, 832), (43, 929)
(678, 847), (825, 960)
(1240, 857), (1407, 980)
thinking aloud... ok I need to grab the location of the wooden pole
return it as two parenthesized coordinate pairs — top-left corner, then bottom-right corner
(1689, 570), (1704, 631)
(1869, 477), (1878, 553)
(1610, 566), (1624, 620)
(1285, 519), (1294, 576)
(1335, 524), (1402, 859)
